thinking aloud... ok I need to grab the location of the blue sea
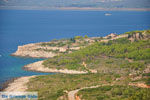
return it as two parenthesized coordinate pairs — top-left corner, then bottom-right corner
(0, 10), (150, 88)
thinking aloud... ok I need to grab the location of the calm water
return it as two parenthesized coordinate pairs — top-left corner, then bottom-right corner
(0, 10), (150, 87)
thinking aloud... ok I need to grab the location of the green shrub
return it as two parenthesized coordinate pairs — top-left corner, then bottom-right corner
(112, 88), (122, 96)
(121, 62), (145, 70)
(129, 89), (150, 100)
(143, 73), (150, 76)
(145, 78), (150, 86)
(84, 35), (88, 38)
(74, 36), (82, 40)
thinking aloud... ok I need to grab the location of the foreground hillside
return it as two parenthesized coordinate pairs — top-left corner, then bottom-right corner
(25, 30), (150, 100)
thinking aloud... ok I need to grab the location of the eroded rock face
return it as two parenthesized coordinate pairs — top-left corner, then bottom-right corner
(128, 31), (150, 42)
(12, 42), (82, 58)
(11, 41), (83, 58)
(12, 43), (57, 58)
(100, 34), (128, 42)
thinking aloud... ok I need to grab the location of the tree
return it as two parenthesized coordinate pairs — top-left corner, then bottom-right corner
(70, 38), (76, 43)
(84, 35), (88, 38)
(74, 36), (81, 39)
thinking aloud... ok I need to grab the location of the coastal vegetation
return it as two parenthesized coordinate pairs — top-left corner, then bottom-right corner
(37, 36), (101, 55)
(43, 30), (150, 72)
(40, 36), (90, 47)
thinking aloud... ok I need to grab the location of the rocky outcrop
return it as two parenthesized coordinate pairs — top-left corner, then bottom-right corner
(128, 31), (150, 42)
(11, 43), (57, 58)
(103, 33), (117, 39)
(11, 41), (79, 58)
(100, 34), (128, 42)
(12, 42), (81, 58)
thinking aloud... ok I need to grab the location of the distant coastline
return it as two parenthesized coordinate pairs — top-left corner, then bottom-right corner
(0, 7), (150, 11)
(59, 7), (150, 11)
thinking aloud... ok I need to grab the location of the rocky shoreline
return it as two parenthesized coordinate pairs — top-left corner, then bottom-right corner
(0, 77), (18, 91)
(1, 76), (36, 92)
(11, 43), (57, 58)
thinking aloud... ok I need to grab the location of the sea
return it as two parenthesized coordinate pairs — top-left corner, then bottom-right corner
(0, 9), (150, 88)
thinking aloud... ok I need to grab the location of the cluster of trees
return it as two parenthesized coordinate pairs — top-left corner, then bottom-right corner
(99, 38), (150, 60)
(121, 62), (145, 70)
(70, 35), (89, 43)
(129, 89), (150, 100)
(40, 41), (67, 47)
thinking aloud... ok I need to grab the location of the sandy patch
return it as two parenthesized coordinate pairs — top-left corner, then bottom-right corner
(24, 61), (88, 74)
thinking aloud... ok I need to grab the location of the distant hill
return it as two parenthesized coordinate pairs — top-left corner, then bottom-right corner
(0, 0), (150, 10)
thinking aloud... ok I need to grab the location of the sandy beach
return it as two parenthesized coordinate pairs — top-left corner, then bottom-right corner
(23, 60), (88, 74)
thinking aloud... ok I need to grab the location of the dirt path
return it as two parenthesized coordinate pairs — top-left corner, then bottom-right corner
(68, 82), (150, 100)
(68, 89), (80, 100)
(129, 83), (150, 88)
(82, 62), (97, 73)
(68, 84), (111, 100)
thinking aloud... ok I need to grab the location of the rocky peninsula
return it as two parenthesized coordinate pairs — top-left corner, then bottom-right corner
(12, 34), (127, 58)
(11, 36), (101, 58)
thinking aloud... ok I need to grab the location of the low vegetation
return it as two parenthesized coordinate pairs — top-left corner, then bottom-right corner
(27, 73), (119, 100)
(145, 77), (150, 86)
(77, 85), (150, 100)
(40, 35), (99, 48)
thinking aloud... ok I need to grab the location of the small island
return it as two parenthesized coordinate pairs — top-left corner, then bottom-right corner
(3, 30), (150, 100)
